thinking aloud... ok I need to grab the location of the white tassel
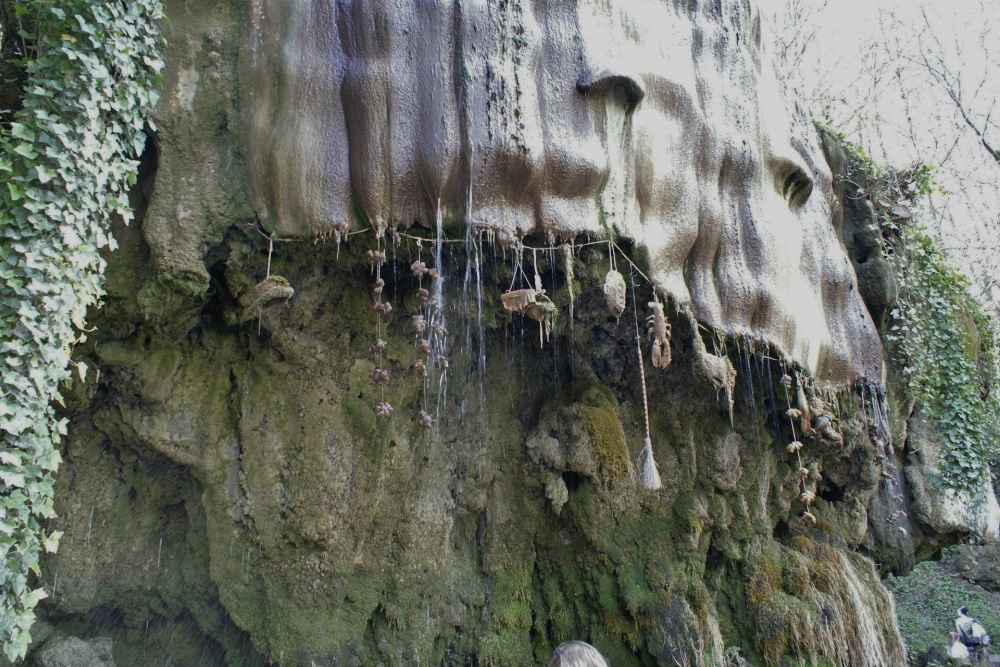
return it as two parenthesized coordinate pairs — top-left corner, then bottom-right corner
(640, 437), (662, 490)
(627, 259), (661, 492)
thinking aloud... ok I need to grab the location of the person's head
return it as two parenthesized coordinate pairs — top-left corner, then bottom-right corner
(548, 640), (610, 667)
(950, 631), (961, 645)
(959, 606), (970, 616)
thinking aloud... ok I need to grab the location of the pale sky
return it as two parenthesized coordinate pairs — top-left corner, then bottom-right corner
(761, 0), (1000, 302)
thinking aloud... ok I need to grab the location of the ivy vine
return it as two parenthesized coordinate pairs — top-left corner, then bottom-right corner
(823, 126), (1000, 495)
(888, 231), (1000, 493)
(0, 0), (162, 658)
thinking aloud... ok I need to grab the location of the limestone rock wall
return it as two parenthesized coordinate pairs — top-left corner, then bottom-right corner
(151, 0), (882, 387)
(26, 1), (945, 666)
(41, 227), (909, 666)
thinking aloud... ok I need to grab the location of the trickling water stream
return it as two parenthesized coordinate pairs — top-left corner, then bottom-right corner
(862, 383), (918, 570)
(459, 173), (491, 433)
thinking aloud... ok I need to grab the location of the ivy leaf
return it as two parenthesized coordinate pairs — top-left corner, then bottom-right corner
(0, 472), (25, 489)
(34, 166), (56, 184)
(9, 124), (34, 143)
(12, 144), (38, 160)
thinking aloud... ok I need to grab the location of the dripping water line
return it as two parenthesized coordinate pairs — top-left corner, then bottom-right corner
(462, 176), (487, 424)
(266, 234), (273, 278)
(433, 199), (448, 421)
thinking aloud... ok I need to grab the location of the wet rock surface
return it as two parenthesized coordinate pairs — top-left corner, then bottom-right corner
(35, 1), (993, 666)
(955, 544), (1000, 592)
(158, 0), (884, 386)
(34, 637), (114, 667)
(42, 222), (912, 666)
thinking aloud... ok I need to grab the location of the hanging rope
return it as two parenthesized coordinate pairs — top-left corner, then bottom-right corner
(630, 267), (661, 490)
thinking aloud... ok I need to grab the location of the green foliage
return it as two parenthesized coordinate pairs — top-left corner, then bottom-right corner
(0, 0), (162, 658)
(887, 229), (1000, 492)
(843, 140), (939, 219)
(818, 121), (940, 235)
(887, 547), (1000, 662)
(829, 128), (1000, 494)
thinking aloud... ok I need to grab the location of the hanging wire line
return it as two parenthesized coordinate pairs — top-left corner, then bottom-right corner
(508, 259), (533, 292)
(250, 223), (655, 289)
(781, 371), (810, 509)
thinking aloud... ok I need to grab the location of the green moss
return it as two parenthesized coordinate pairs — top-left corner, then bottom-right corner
(541, 576), (576, 639)
(491, 563), (533, 630)
(618, 565), (657, 618)
(344, 573), (384, 618)
(138, 345), (183, 399)
(590, 627), (644, 667)
(687, 578), (710, 627)
(135, 279), (199, 323)
(744, 541), (813, 667)
(95, 339), (146, 367)
(342, 390), (378, 443)
(673, 492), (701, 535)
(716, 565), (763, 667)
(813, 511), (838, 537)
(478, 629), (533, 667)
(787, 535), (816, 558)
(563, 381), (632, 484)
(526, 482), (681, 666)
(594, 569), (619, 615)
(780, 550), (811, 599)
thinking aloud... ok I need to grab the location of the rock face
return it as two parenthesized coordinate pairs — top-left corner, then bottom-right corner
(49, 250), (911, 666)
(241, 0), (881, 387)
(906, 416), (1000, 543)
(34, 637), (114, 667)
(955, 544), (1000, 592)
(37, 1), (972, 666)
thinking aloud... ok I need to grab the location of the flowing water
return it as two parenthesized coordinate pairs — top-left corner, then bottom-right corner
(811, 549), (908, 667)
(430, 199), (448, 421)
(861, 382), (917, 570)
(462, 183), (487, 428)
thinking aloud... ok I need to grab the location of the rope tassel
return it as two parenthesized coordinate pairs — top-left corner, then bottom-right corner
(627, 261), (662, 491)
(640, 437), (661, 491)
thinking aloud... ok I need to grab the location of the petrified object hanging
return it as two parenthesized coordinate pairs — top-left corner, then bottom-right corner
(245, 275), (294, 318)
(646, 300), (672, 369)
(501, 288), (557, 345)
(603, 270), (626, 318)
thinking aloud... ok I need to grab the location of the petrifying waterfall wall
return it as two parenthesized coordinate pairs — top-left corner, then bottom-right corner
(243, 0), (880, 388)
(28, 1), (995, 666)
